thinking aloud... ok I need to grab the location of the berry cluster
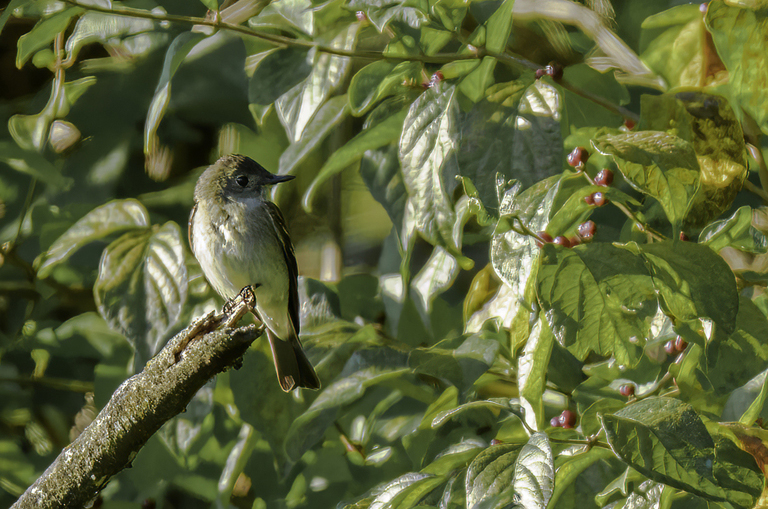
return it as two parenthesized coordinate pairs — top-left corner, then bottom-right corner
(536, 220), (595, 249)
(664, 336), (688, 355)
(567, 146), (615, 207)
(550, 409), (576, 429)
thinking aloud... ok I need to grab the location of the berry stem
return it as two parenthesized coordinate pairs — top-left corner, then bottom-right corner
(578, 172), (667, 242)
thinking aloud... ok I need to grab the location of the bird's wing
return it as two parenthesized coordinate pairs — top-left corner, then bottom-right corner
(264, 201), (300, 335)
(188, 203), (197, 254)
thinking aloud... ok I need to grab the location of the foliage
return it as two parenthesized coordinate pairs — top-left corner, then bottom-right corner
(2, 0), (768, 508)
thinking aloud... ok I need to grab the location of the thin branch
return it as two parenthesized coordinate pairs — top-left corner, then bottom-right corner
(59, 0), (634, 119)
(746, 142), (768, 203)
(12, 289), (264, 509)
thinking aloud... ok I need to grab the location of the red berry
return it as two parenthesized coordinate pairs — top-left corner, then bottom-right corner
(545, 62), (563, 81)
(674, 336), (688, 352)
(490, 438), (502, 445)
(550, 416), (561, 428)
(700, 3), (708, 13)
(567, 147), (589, 167)
(553, 236), (571, 248)
(568, 236), (581, 247)
(578, 220), (596, 239)
(595, 169), (614, 186)
(619, 384), (635, 397)
(664, 340), (676, 355)
(624, 118), (636, 130)
(592, 192), (607, 207)
(559, 410), (576, 428)
(584, 194), (595, 205)
(431, 71), (444, 83)
(355, 10), (367, 21)
(535, 231), (553, 247)
(535, 68), (546, 79)
(679, 232), (689, 241)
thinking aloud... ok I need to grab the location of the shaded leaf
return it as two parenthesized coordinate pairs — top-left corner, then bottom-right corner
(37, 199), (150, 278)
(94, 222), (188, 369)
(701, 206), (768, 254)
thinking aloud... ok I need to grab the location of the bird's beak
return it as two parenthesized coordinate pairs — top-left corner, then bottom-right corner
(268, 174), (295, 185)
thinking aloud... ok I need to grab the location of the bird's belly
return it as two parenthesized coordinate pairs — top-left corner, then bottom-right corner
(193, 218), (290, 336)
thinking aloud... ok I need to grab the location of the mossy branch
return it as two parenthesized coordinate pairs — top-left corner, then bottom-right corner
(12, 289), (264, 509)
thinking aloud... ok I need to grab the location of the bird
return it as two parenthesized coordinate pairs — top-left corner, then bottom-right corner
(189, 154), (320, 391)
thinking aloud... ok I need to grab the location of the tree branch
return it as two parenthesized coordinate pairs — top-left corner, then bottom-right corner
(12, 290), (264, 509)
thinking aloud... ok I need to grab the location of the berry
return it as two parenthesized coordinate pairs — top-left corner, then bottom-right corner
(568, 236), (581, 247)
(700, 2), (708, 14)
(624, 118), (636, 130)
(550, 416), (561, 428)
(619, 384), (635, 397)
(664, 340), (676, 355)
(536, 231), (553, 247)
(490, 438), (502, 445)
(545, 62), (563, 81)
(559, 410), (576, 428)
(595, 169), (614, 186)
(578, 220), (596, 239)
(584, 194), (595, 206)
(679, 232), (689, 241)
(592, 192), (607, 207)
(535, 68), (546, 79)
(553, 236), (571, 248)
(141, 500), (156, 509)
(431, 71), (444, 84)
(355, 10), (367, 21)
(674, 336), (688, 352)
(567, 147), (589, 168)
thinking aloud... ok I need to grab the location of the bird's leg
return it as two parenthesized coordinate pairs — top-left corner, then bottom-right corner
(221, 285), (261, 328)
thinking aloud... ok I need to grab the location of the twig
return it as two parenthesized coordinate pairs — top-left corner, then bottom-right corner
(11, 290), (264, 509)
(743, 180), (768, 203)
(559, 81), (639, 123)
(578, 168), (666, 241)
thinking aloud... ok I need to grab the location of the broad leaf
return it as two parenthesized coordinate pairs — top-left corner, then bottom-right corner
(537, 242), (657, 366)
(701, 206), (768, 254)
(37, 199), (150, 278)
(593, 131), (700, 227)
(94, 221), (188, 370)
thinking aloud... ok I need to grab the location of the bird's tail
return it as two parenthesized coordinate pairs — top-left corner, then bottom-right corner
(266, 329), (321, 392)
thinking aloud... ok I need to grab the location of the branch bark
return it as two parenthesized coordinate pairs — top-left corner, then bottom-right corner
(12, 291), (263, 509)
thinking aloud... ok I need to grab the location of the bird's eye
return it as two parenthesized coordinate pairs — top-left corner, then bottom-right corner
(236, 175), (249, 187)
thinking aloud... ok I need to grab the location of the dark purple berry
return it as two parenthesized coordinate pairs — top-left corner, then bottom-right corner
(553, 236), (571, 248)
(578, 220), (596, 239)
(595, 169), (614, 186)
(536, 231), (553, 247)
(619, 384), (635, 397)
(567, 147), (589, 167)
(592, 192), (607, 207)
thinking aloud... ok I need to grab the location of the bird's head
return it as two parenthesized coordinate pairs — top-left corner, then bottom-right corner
(195, 154), (295, 204)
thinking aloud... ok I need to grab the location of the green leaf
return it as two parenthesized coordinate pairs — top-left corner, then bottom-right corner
(37, 199), (150, 278)
(465, 443), (524, 508)
(399, 82), (459, 249)
(199, 0), (219, 11)
(16, 8), (81, 68)
(484, 0), (514, 54)
(459, 56), (497, 103)
(277, 94), (350, 176)
(411, 247), (459, 314)
(706, 1), (768, 134)
(0, 141), (71, 188)
(701, 297), (768, 396)
(66, 10), (161, 62)
(701, 206), (768, 254)
(640, 92), (747, 226)
(548, 448), (616, 509)
(518, 316), (554, 430)
(410, 333), (500, 392)
(248, 48), (312, 125)
(284, 348), (409, 462)
(561, 64), (629, 128)
(636, 240), (739, 336)
(276, 24), (359, 141)
(360, 144), (406, 229)
(601, 397), (754, 507)
(348, 60), (423, 116)
(348, 0), (429, 32)
(304, 106), (407, 212)
(537, 242), (657, 366)
(593, 131), (701, 227)
(94, 222), (188, 370)
(144, 32), (208, 155)
(639, 4), (712, 89)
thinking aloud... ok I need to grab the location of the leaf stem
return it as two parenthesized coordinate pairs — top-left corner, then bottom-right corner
(547, 436), (611, 450)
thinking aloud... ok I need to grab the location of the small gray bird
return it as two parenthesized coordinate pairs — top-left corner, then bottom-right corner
(189, 154), (320, 391)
